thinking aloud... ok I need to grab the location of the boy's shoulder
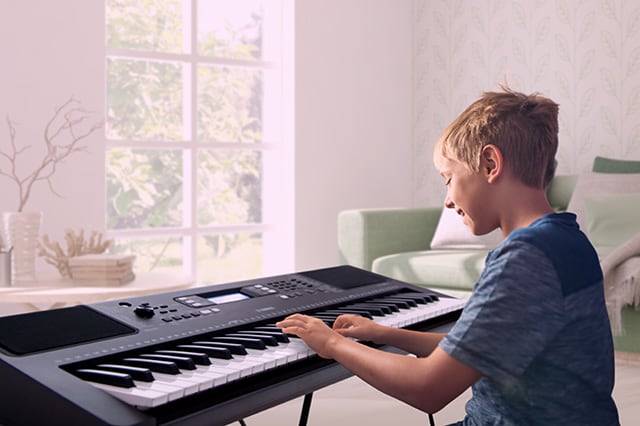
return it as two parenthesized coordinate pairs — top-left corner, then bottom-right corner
(502, 212), (602, 296)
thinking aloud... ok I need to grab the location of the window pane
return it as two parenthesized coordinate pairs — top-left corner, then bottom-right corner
(111, 236), (184, 274)
(198, 232), (262, 283)
(107, 58), (184, 141)
(197, 149), (262, 225)
(106, 0), (185, 54)
(197, 0), (265, 60)
(107, 148), (183, 229)
(198, 66), (262, 142)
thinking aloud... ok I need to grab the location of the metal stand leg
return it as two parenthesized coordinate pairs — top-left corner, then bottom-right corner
(298, 392), (314, 426)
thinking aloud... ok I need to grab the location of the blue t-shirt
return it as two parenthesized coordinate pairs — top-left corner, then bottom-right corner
(440, 213), (619, 425)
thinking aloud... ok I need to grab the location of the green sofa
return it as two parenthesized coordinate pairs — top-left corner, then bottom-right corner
(338, 158), (640, 354)
(338, 174), (577, 296)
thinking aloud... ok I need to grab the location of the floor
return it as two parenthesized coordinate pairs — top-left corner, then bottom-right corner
(238, 356), (640, 426)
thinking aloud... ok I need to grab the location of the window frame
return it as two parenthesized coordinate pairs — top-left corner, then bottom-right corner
(104, 0), (294, 283)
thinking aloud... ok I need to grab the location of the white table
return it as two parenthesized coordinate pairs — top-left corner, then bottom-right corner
(0, 272), (195, 312)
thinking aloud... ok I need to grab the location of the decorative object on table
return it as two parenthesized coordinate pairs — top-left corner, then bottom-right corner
(0, 246), (12, 286)
(37, 228), (113, 278)
(1, 212), (42, 282)
(68, 254), (136, 286)
(0, 97), (102, 282)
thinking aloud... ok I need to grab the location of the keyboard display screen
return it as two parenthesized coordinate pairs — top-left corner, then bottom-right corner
(206, 292), (250, 305)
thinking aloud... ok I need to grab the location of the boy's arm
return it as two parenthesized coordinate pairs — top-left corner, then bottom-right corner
(276, 314), (481, 413)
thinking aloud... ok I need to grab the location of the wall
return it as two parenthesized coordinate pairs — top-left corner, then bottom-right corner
(413, 0), (640, 206)
(294, 0), (414, 270)
(0, 1), (414, 282)
(0, 1), (105, 273)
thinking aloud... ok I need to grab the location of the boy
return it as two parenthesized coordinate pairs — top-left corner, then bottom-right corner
(277, 87), (619, 425)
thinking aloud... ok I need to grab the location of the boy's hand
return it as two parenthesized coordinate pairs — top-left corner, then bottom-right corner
(276, 314), (343, 359)
(333, 314), (384, 343)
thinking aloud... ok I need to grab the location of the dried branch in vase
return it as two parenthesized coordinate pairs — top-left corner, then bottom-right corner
(0, 97), (103, 212)
(37, 229), (113, 278)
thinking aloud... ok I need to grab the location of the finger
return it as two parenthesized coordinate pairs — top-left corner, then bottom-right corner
(333, 314), (357, 330)
(276, 313), (308, 328)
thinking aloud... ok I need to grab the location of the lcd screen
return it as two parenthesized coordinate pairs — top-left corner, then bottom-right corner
(207, 292), (250, 305)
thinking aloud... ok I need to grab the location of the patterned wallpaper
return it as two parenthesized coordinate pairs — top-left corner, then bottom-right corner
(413, 0), (640, 205)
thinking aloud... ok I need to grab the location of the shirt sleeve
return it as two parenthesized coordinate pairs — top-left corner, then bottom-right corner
(439, 239), (566, 387)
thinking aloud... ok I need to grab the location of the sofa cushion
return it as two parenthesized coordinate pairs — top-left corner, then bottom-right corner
(566, 172), (640, 234)
(584, 192), (640, 258)
(430, 207), (503, 250)
(592, 156), (640, 173)
(372, 249), (489, 291)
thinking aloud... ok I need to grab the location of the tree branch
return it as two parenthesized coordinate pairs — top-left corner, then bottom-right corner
(1, 97), (103, 212)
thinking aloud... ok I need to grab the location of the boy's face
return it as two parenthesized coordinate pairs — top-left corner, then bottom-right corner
(434, 152), (497, 236)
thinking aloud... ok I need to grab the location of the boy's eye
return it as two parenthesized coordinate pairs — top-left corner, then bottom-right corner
(444, 177), (452, 186)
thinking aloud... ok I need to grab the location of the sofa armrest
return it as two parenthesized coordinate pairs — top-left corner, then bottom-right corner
(338, 207), (442, 271)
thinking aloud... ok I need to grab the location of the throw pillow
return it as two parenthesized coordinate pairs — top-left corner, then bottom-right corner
(592, 156), (640, 174)
(584, 193), (640, 250)
(430, 207), (503, 250)
(567, 172), (640, 232)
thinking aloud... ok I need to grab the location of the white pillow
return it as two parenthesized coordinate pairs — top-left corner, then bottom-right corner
(566, 172), (640, 233)
(430, 207), (503, 249)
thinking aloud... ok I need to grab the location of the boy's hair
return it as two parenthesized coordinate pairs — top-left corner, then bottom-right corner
(436, 86), (559, 189)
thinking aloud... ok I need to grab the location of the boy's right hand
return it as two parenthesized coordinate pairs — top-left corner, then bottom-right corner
(332, 314), (384, 344)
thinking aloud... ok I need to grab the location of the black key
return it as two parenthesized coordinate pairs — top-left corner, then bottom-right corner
(97, 364), (154, 382)
(403, 292), (438, 302)
(390, 294), (428, 304)
(226, 333), (278, 347)
(254, 326), (284, 332)
(192, 341), (248, 355)
(140, 354), (196, 370)
(312, 314), (338, 320)
(347, 304), (388, 316)
(369, 298), (410, 309)
(178, 344), (233, 359)
(155, 350), (211, 365)
(238, 330), (290, 343)
(124, 357), (180, 375)
(362, 302), (399, 312)
(212, 336), (266, 350)
(356, 303), (393, 314)
(383, 298), (416, 308)
(322, 309), (373, 319)
(77, 368), (135, 388)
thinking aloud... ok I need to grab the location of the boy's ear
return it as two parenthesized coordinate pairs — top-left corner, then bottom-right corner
(480, 144), (503, 183)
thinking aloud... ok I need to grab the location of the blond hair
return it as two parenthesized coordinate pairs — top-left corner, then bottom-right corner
(436, 86), (559, 189)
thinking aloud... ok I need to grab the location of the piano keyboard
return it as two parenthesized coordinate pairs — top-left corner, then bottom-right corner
(0, 265), (465, 426)
(71, 293), (463, 409)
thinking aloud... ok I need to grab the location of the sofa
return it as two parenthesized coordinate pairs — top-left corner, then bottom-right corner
(338, 156), (640, 354)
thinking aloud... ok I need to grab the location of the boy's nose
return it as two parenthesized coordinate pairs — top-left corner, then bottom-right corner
(444, 197), (455, 209)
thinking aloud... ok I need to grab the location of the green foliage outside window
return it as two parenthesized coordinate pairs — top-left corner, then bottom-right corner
(106, 0), (271, 279)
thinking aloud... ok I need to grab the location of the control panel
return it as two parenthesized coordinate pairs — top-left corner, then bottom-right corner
(175, 276), (337, 310)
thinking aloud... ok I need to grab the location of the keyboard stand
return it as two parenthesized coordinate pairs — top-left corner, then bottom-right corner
(298, 392), (314, 426)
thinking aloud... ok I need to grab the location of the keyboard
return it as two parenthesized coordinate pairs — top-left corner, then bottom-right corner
(0, 265), (465, 426)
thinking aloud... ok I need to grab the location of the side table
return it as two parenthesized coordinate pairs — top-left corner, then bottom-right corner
(0, 272), (195, 312)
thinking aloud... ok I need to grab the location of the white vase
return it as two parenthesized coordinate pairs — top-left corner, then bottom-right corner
(1, 211), (43, 283)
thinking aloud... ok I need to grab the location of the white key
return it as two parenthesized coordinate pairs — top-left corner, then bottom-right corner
(240, 349), (277, 370)
(152, 372), (200, 395)
(88, 381), (168, 408)
(208, 356), (262, 378)
(285, 339), (314, 359)
(192, 364), (230, 387)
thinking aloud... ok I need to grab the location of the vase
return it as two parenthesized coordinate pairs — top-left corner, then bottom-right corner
(0, 212), (43, 283)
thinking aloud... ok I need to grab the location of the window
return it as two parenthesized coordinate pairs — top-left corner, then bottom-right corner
(105, 0), (293, 284)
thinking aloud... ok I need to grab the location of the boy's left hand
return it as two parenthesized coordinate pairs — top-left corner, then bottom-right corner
(276, 314), (342, 359)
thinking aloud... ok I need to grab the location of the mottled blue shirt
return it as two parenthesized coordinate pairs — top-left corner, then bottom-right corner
(440, 213), (619, 425)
